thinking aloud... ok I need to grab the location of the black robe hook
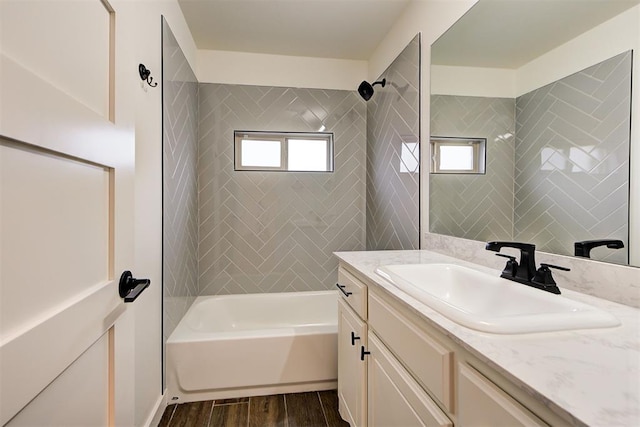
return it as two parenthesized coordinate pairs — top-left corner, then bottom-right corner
(139, 63), (158, 88)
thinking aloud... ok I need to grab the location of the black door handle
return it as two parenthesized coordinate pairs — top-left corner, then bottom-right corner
(119, 271), (150, 303)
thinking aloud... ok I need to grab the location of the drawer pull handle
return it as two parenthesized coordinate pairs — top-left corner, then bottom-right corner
(351, 332), (360, 346)
(360, 346), (370, 361)
(336, 283), (352, 297)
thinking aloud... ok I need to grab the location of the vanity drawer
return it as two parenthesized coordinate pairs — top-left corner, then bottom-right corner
(337, 267), (367, 320)
(458, 363), (547, 427)
(368, 290), (454, 411)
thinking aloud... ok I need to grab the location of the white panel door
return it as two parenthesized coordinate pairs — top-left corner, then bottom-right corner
(0, 0), (137, 425)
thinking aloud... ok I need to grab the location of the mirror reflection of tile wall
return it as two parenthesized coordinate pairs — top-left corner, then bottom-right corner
(430, 51), (631, 264)
(430, 96), (515, 242)
(514, 51), (631, 265)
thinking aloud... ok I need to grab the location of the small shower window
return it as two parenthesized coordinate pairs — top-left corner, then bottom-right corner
(234, 131), (334, 172)
(430, 137), (486, 174)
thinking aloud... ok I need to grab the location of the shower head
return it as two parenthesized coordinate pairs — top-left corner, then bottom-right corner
(358, 78), (386, 101)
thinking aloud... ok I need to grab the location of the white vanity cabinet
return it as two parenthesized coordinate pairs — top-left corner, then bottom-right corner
(337, 266), (452, 427)
(337, 263), (570, 427)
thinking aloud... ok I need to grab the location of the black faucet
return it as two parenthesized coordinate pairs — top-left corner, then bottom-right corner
(574, 239), (624, 258)
(485, 241), (537, 282)
(485, 241), (569, 294)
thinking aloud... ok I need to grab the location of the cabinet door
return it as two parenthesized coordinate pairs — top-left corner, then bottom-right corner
(367, 333), (452, 427)
(338, 299), (367, 427)
(369, 289), (454, 411)
(458, 363), (548, 427)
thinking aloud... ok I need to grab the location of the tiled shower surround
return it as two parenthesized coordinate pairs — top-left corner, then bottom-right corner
(162, 32), (418, 313)
(366, 34), (420, 250)
(197, 84), (366, 295)
(430, 51), (631, 264)
(162, 19), (199, 340)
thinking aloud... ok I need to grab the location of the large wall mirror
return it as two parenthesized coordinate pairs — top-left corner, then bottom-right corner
(429, 0), (639, 267)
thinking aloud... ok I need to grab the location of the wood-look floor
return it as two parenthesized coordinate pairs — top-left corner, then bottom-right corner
(158, 390), (350, 427)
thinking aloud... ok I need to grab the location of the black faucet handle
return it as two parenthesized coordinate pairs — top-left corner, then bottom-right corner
(495, 253), (518, 278)
(531, 263), (568, 294)
(540, 263), (570, 272)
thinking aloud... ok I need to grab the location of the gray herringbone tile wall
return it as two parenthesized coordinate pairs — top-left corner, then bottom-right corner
(515, 51), (631, 264)
(162, 19), (199, 341)
(366, 34), (420, 250)
(197, 84), (366, 295)
(430, 96), (516, 242)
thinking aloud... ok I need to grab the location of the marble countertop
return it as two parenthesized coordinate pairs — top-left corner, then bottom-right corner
(334, 250), (640, 427)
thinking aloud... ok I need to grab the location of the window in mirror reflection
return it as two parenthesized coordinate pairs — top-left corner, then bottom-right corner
(430, 137), (486, 174)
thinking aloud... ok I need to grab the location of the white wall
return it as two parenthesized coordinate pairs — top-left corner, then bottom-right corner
(517, 5), (639, 95)
(430, 65), (516, 97)
(197, 49), (367, 90)
(110, 1), (197, 425)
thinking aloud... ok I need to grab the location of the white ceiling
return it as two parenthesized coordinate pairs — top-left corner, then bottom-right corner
(178, 0), (411, 60)
(432, 0), (640, 69)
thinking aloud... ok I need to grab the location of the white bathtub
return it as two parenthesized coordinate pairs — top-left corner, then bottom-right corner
(166, 290), (338, 402)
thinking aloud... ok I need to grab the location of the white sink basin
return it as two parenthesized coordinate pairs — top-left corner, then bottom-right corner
(375, 263), (620, 334)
